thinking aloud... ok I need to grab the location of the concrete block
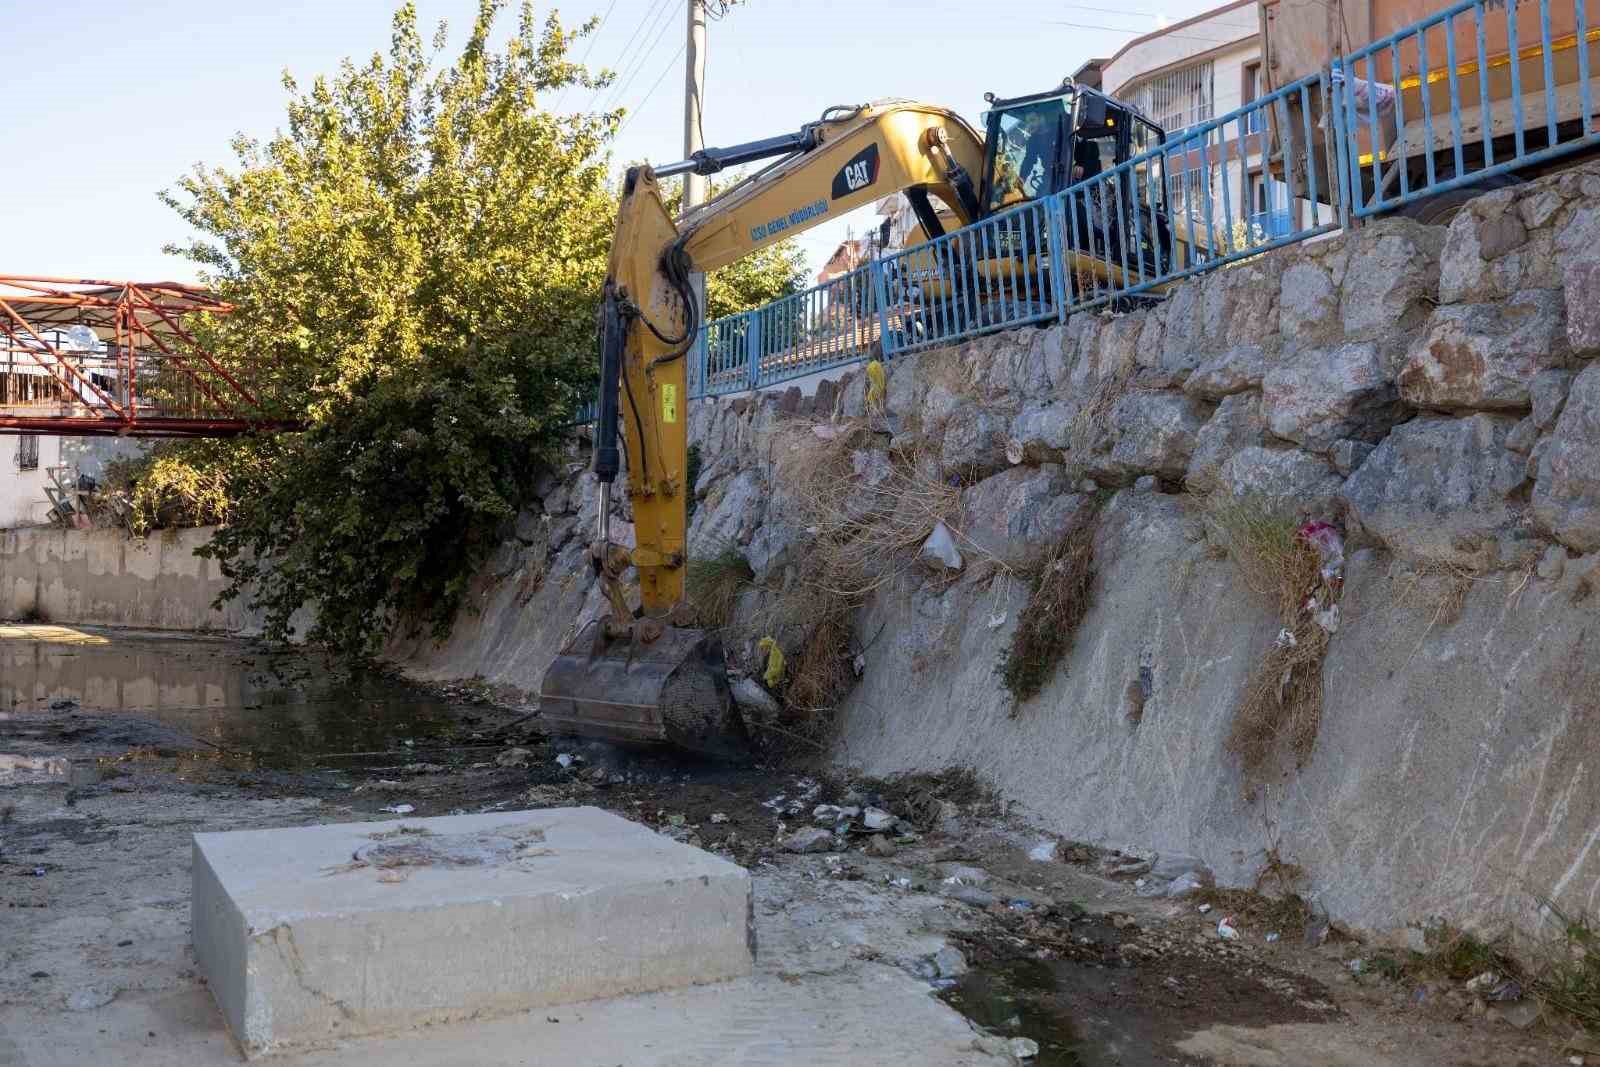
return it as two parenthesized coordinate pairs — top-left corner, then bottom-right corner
(192, 807), (753, 1057)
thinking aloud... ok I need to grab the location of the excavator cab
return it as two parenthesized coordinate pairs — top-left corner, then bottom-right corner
(978, 83), (1178, 286)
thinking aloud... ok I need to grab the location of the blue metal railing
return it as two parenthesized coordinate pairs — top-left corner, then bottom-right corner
(1334, 0), (1599, 218)
(569, 0), (1599, 424)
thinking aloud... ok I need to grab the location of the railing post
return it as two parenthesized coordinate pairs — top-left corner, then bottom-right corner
(1328, 64), (1356, 230)
(747, 309), (763, 392)
(692, 324), (707, 399)
(868, 258), (892, 359)
(1046, 193), (1070, 322)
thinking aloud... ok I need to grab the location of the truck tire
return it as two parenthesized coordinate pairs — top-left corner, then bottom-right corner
(1395, 173), (1524, 226)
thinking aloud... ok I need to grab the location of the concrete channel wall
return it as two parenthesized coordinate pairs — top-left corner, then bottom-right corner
(0, 526), (254, 632)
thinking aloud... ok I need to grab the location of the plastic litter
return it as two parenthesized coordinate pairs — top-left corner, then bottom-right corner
(864, 360), (887, 412)
(709, 812), (729, 824)
(1298, 520), (1346, 588)
(555, 753), (575, 769)
(1265, 931), (1280, 943)
(379, 804), (415, 815)
(919, 521), (964, 572)
(1216, 916), (1239, 940)
(1010, 1036), (1040, 1059)
(1197, 903), (1213, 915)
(757, 637), (786, 689)
(1465, 971), (1500, 992)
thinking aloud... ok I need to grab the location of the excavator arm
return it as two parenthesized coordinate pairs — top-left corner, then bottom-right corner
(538, 101), (987, 756)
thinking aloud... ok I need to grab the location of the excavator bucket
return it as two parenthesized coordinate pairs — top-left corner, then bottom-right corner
(539, 620), (749, 760)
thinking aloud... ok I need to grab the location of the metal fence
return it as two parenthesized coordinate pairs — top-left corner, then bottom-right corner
(1334, 0), (1596, 218)
(571, 0), (1599, 419)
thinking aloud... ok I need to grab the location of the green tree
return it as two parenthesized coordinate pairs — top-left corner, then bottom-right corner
(158, 1), (618, 656)
(145, 1), (810, 659)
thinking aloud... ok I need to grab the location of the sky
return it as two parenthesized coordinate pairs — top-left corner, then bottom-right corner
(0, 0), (1233, 285)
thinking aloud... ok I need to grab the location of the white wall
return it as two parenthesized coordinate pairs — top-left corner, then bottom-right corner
(1, 435), (62, 528)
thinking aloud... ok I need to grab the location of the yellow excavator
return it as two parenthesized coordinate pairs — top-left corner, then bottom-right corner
(539, 83), (1174, 756)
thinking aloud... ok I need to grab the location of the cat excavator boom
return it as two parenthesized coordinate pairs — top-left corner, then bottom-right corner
(540, 89), (1171, 755)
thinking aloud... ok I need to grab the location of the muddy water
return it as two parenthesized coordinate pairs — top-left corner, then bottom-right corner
(0, 624), (456, 766)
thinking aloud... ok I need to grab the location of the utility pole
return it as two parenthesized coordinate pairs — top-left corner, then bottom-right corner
(684, 0), (708, 318)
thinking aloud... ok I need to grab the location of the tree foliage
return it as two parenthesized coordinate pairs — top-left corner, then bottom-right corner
(158, 1), (618, 656)
(144, 1), (806, 658)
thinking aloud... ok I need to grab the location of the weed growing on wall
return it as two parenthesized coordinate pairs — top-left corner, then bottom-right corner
(684, 548), (752, 630)
(998, 513), (1099, 706)
(1202, 494), (1341, 778)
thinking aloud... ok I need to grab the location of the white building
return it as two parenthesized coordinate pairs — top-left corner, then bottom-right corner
(1100, 0), (1331, 239)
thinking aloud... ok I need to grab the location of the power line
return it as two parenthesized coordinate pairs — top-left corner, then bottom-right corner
(1043, 19), (1249, 44)
(601, 2), (679, 113)
(588, 1), (668, 112)
(615, 41), (688, 137)
(554, 0), (621, 113)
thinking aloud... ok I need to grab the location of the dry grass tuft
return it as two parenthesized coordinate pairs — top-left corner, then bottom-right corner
(685, 548), (753, 630)
(999, 515), (1099, 706)
(1531, 900), (1600, 1030)
(748, 417), (967, 753)
(1203, 493), (1339, 777)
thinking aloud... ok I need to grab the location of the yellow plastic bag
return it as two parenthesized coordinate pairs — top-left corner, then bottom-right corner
(756, 636), (786, 689)
(864, 359), (886, 413)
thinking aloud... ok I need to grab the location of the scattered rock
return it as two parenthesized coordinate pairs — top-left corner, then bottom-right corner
(940, 864), (991, 886)
(1027, 840), (1061, 863)
(1149, 853), (1209, 881)
(1009, 1036), (1040, 1059)
(730, 678), (781, 726)
(945, 884), (998, 908)
(1538, 543), (1568, 581)
(864, 835), (897, 858)
(66, 988), (114, 1012)
(1165, 872), (1208, 899)
(495, 747), (532, 768)
(933, 945), (969, 978)
(1490, 999), (1541, 1029)
(782, 827), (838, 854)
(861, 807), (896, 831)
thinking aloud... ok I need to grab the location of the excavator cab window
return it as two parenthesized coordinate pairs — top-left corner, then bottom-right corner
(981, 94), (1071, 212)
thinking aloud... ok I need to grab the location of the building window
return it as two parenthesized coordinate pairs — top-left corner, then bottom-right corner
(16, 434), (40, 471)
(1127, 61), (1215, 135)
(1243, 63), (1264, 133)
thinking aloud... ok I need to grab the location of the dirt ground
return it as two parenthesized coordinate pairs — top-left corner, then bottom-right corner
(2, 663), (1595, 1065)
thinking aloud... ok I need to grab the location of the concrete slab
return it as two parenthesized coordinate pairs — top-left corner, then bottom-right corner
(192, 807), (753, 1057)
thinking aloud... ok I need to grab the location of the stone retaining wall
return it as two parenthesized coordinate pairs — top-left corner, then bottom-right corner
(406, 161), (1600, 941)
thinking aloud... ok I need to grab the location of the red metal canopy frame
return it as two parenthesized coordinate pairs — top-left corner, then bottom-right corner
(0, 274), (296, 437)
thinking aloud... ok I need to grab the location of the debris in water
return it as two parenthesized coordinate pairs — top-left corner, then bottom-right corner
(380, 804), (415, 815)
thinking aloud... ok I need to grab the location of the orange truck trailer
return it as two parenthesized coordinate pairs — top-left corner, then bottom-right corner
(1260, 0), (1600, 221)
